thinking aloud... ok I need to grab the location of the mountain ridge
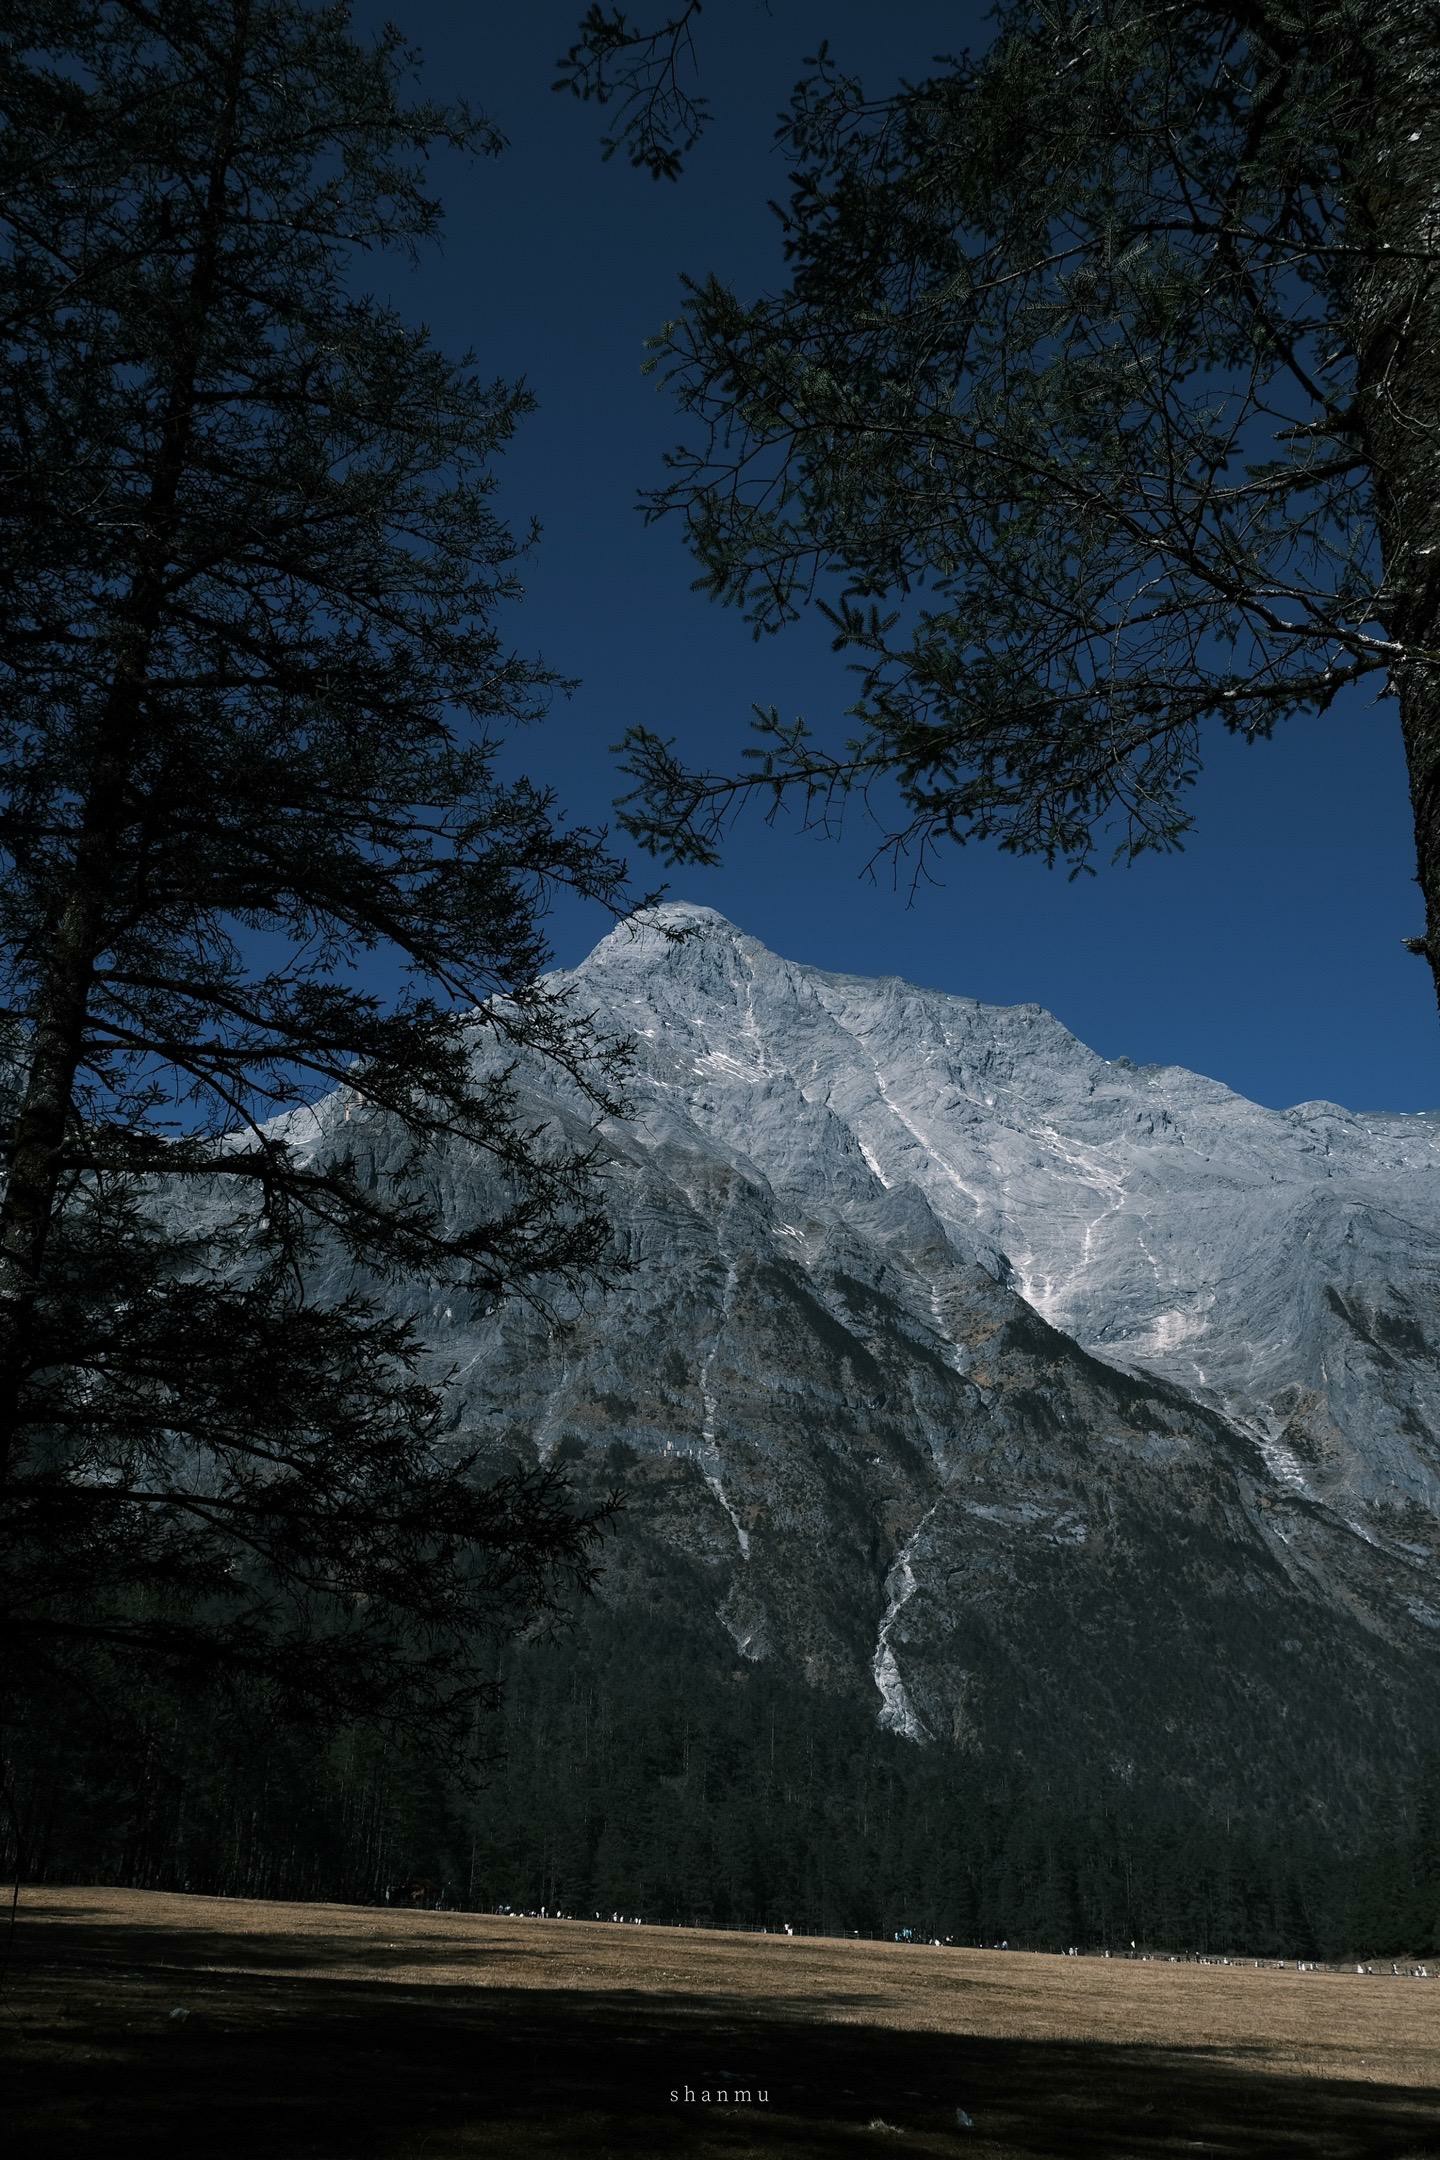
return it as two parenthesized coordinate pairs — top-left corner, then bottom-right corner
(268, 901), (1440, 1822)
(547, 903), (1440, 1519)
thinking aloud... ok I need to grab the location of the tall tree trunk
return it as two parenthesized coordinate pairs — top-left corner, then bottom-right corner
(0, 1), (254, 1482)
(1342, 9), (1440, 1014)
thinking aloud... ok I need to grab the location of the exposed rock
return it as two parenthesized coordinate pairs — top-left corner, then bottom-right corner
(274, 904), (1440, 1822)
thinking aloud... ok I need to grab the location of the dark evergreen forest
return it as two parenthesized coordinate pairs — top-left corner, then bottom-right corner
(6, 1598), (1436, 1964)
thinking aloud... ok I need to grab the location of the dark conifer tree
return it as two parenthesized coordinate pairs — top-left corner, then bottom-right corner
(601, 3), (1440, 1012)
(1414, 1755), (1440, 1954)
(0, 1), (634, 1773)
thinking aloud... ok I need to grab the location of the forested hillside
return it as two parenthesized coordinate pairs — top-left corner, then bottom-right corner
(7, 1601), (1436, 1962)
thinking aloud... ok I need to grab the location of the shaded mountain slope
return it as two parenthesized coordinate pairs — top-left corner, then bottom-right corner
(267, 904), (1440, 1828)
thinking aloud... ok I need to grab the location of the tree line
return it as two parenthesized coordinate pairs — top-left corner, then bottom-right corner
(6, 1601), (1437, 1961)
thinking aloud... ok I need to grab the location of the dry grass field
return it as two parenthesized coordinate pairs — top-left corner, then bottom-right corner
(5, 1886), (1440, 2157)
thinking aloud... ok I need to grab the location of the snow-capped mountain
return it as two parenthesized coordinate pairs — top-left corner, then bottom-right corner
(570, 903), (1440, 1516)
(298, 904), (1440, 1819)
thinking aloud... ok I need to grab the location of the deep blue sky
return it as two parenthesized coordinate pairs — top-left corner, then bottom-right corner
(351, 0), (1434, 1113)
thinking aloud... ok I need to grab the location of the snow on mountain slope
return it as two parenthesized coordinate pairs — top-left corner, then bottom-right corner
(270, 902), (1440, 1814)
(550, 903), (1440, 1526)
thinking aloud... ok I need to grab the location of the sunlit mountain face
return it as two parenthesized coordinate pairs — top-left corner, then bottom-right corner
(276, 904), (1440, 1827)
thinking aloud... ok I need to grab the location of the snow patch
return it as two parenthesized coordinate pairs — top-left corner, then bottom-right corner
(704, 1471), (751, 1559)
(695, 1047), (769, 1083)
(927, 1285), (967, 1373)
(872, 1068), (988, 1215)
(1009, 1242), (1064, 1324)
(1258, 1432), (1310, 1498)
(872, 1520), (935, 1741)
(1140, 1306), (1206, 1356)
(858, 1136), (893, 1188)
(698, 1256), (749, 1559)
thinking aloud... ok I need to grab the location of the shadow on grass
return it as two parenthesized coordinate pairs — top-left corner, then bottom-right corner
(14, 1899), (526, 1975)
(8, 1909), (1440, 2159)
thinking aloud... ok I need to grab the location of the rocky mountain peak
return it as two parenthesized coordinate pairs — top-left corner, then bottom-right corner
(269, 905), (1440, 1806)
(549, 908), (1439, 1519)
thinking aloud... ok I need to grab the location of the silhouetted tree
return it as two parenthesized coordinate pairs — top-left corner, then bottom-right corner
(600, 3), (1440, 1012)
(0, 0), (634, 1770)
(554, 2), (707, 180)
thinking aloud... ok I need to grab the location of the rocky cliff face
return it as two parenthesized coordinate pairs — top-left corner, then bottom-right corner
(285, 904), (1440, 1820)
